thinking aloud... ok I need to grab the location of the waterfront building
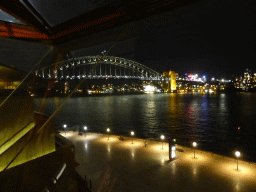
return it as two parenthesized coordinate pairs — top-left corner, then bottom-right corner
(234, 69), (256, 91)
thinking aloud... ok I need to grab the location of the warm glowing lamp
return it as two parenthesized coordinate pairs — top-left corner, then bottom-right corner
(84, 126), (87, 137)
(161, 135), (165, 149)
(131, 131), (134, 144)
(107, 128), (110, 140)
(63, 124), (67, 135)
(235, 151), (240, 170)
(168, 137), (176, 160)
(193, 142), (197, 158)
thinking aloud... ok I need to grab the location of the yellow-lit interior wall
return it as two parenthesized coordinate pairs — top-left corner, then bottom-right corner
(0, 97), (55, 171)
(0, 80), (21, 89)
(0, 81), (5, 89)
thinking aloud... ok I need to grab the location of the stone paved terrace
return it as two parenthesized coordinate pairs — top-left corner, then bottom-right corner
(60, 131), (256, 192)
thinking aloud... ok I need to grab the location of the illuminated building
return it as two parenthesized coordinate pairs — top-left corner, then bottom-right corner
(243, 69), (253, 90)
(234, 69), (256, 91)
(185, 73), (206, 82)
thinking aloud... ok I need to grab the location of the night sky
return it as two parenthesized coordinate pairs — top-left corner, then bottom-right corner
(0, 0), (255, 79)
(72, 0), (256, 79)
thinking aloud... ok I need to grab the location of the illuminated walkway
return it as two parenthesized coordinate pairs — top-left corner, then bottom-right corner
(61, 132), (256, 192)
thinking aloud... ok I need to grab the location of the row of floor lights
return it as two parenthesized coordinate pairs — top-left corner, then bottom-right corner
(105, 129), (135, 144)
(192, 141), (241, 170)
(64, 125), (242, 171)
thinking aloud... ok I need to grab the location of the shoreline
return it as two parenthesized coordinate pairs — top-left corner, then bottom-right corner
(61, 131), (256, 191)
(32, 89), (256, 98)
(62, 131), (256, 165)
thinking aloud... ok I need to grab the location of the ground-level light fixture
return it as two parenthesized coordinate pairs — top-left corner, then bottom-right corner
(161, 135), (165, 149)
(235, 151), (240, 170)
(63, 124), (67, 135)
(168, 137), (176, 160)
(107, 128), (110, 140)
(193, 142), (197, 158)
(131, 131), (134, 144)
(84, 126), (87, 137)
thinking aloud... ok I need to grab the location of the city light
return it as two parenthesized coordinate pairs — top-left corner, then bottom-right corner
(144, 85), (155, 93)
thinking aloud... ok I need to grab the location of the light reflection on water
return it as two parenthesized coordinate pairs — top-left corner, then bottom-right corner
(34, 92), (256, 162)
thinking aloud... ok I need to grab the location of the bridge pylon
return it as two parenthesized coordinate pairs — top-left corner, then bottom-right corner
(163, 70), (176, 93)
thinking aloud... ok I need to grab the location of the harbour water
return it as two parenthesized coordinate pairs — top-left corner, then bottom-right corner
(34, 92), (256, 162)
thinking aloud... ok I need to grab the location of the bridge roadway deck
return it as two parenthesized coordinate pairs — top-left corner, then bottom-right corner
(60, 131), (256, 192)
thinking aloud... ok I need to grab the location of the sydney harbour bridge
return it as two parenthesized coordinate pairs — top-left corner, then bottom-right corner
(35, 55), (164, 81)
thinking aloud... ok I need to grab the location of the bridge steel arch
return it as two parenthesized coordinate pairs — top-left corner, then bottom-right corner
(35, 56), (163, 80)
